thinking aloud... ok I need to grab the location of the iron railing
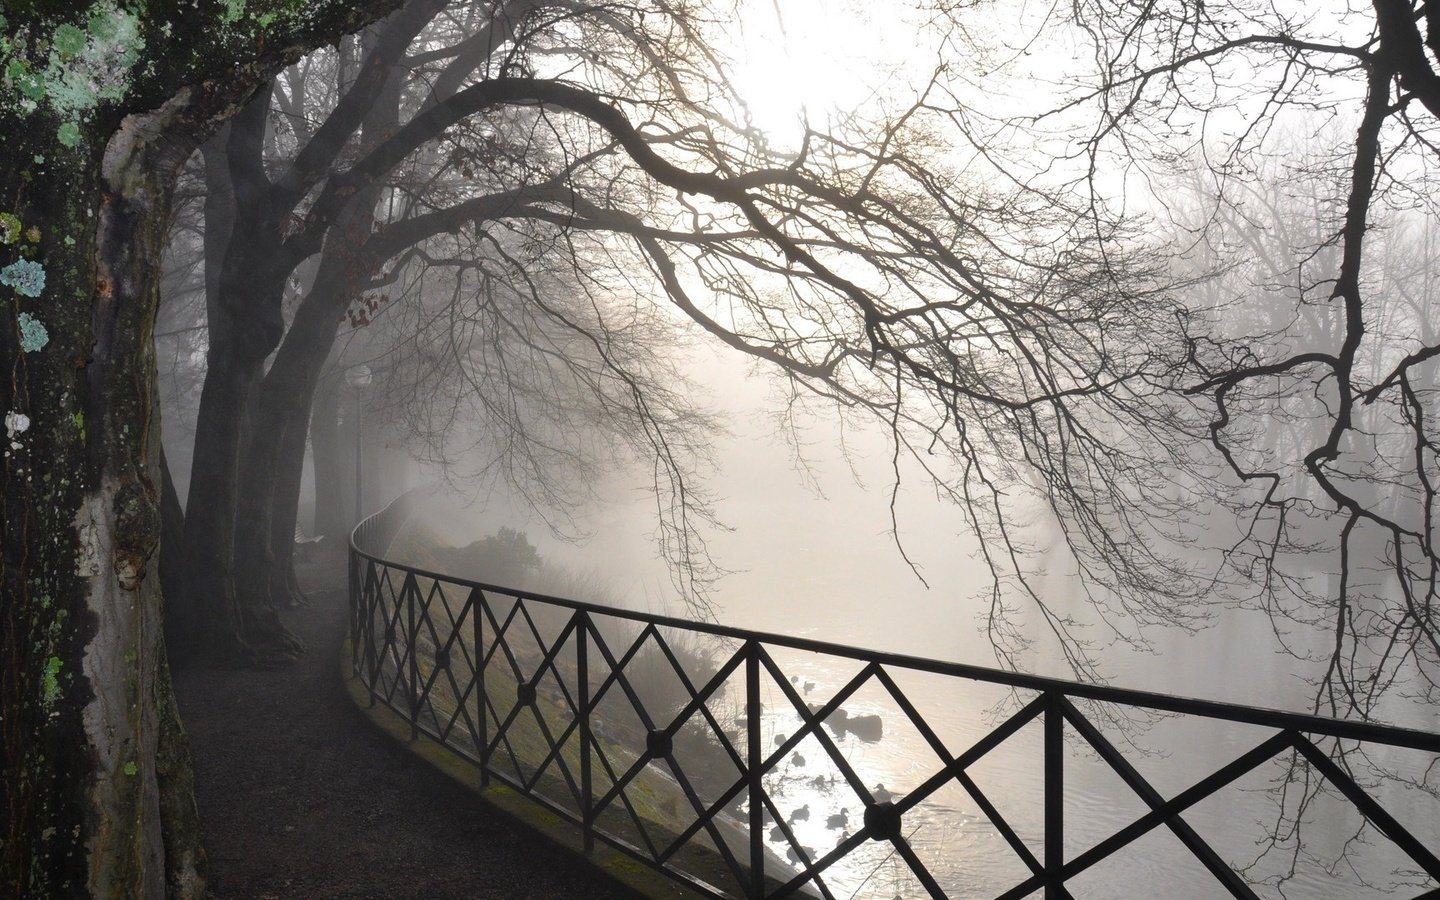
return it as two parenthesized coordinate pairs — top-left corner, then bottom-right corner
(348, 500), (1440, 899)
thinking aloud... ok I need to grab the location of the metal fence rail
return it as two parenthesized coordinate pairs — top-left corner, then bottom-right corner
(348, 502), (1440, 900)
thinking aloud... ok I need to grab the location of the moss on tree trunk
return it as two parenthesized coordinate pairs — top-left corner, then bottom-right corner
(0, 86), (205, 899)
(0, 3), (405, 894)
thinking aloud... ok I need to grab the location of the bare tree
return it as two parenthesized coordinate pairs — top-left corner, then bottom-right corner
(0, 4), (416, 895)
(957, 0), (1440, 718)
(158, 0), (1201, 681)
(168, 1), (736, 662)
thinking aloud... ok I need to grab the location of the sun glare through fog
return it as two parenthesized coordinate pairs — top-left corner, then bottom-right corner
(725, 0), (929, 147)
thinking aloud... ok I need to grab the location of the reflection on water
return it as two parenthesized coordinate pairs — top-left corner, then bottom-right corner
(411, 479), (1440, 898)
(718, 646), (1440, 900)
(419, 356), (1440, 898)
(421, 492), (1439, 898)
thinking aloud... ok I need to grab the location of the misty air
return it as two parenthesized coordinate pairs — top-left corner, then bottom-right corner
(2, 2), (1439, 899)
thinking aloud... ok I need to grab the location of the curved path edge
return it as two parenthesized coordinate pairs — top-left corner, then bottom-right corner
(176, 549), (672, 899)
(340, 638), (707, 900)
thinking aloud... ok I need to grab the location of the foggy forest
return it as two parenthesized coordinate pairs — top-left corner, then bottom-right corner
(2, 0), (1440, 898)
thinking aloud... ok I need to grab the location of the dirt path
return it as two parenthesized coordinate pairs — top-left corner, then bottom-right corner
(174, 550), (643, 899)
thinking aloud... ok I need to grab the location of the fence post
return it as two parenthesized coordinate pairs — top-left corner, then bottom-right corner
(746, 641), (765, 899)
(474, 587), (489, 787)
(348, 547), (358, 677)
(577, 610), (594, 852)
(364, 561), (378, 708)
(1044, 691), (1063, 898)
(407, 573), (419, 741)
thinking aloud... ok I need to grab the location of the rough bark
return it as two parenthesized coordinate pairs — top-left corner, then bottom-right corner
(0, 85), (214, 900)
(173, 86), (302, 666)
(0, 4), (407, 894)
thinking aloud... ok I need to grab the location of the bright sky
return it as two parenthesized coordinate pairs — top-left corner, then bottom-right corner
(723, 0), (940, 147)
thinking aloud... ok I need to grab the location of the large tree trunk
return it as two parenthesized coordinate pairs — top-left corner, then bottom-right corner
(234, 233), (386, 613)
(235, 304), (337, 612)
(0, 91), (206, 900)
(234, 46), (402, 611)
(0, 6), (410, 895)
(267, 410), (313, 608)
(171, 90), (300, 667)
(179, 2), (427, 658)
(175, 334), (303, 665)
(159, 446), (186, 613)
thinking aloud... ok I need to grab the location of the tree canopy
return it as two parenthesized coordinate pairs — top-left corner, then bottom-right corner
(6, 0), (1440, 895)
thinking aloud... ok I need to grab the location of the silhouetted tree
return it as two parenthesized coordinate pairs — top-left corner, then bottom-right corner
(438, 526), (545, 586)
(160, 1), (1192, 684)
(972, 0), (1440, 718)
(0, 3), (412, 895)
(165, 1), (728, 663)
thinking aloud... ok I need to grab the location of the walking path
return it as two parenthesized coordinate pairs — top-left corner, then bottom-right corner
(174, 549), (647, 899)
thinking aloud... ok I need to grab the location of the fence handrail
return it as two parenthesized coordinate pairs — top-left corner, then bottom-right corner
(348, 488), (422, 558)
(348, 509), (1439, 754)
(347, 502), (1440, 900)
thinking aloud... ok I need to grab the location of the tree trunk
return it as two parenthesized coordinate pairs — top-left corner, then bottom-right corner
(235, 42), (403, 609)
(159, 445), (186, 614)
(0, 5), (410, 895)
(234, 366), (319, 614)
(234, 225), (384, 611)
(171, 90), (300, 667)
(267, 414), (312, 608)
(175, 335), (303, 665)
(0, 92), (206, 900)
(235, 325), (333, 613)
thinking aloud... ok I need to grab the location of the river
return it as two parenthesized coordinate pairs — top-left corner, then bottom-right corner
(409, 348), (1440, 899)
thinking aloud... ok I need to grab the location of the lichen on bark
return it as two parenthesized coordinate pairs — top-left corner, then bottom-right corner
(0, 3), (408, 894)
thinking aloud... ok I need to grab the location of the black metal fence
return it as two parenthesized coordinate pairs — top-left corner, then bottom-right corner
(348, 499), (1440, 899)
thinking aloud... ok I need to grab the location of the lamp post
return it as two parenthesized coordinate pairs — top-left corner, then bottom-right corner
(345, 364), (372, 524)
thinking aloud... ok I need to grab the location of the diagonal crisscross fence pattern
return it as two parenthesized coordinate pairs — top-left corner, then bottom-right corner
(349, 500), (1440, 899)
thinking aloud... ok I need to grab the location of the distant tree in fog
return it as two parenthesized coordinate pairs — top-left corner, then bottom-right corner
(964, 0), (1440, 721)
(158, 0), (1193, 680)
(962, 7), (1440, 882)
(444, 526), (545, 586)
(1155, 146), (1440, 719)
(11, 1), (1440, 893)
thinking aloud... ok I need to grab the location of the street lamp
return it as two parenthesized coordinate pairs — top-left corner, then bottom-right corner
(345, 364), (372, 524)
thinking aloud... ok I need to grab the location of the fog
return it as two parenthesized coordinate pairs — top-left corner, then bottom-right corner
(387, 335), (1343, 707)
(142, 2), (1440, 897)
(363, 336), (1436, 900)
